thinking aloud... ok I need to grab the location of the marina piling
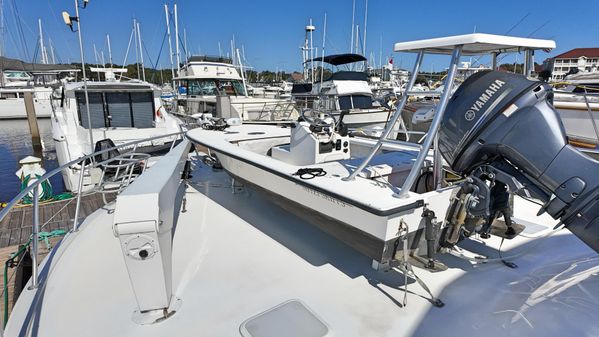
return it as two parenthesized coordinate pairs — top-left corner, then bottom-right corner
(23, 92), (42, 150)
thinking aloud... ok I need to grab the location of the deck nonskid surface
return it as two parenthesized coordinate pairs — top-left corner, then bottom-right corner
(7, 163), (599, 337)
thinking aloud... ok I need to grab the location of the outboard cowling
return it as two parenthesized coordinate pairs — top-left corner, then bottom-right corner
(438, 70), (599, 252)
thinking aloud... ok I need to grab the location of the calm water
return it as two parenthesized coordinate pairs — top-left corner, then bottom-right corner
(0, 119), (64, 202)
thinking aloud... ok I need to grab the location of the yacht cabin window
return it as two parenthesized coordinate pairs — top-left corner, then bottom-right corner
(338, 94), (374, 110)
(181, 79), (245, 96)
(75, 91), (155, 129)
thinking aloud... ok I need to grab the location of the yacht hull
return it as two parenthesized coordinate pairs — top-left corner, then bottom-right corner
(333, 109), (391, 134)
(0, 98), (52, 119)
(554, 101), (599, 146)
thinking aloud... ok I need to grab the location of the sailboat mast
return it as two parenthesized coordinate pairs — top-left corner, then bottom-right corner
(133, 19), (140, 79)
(320, 13), (327, 85)
(184, 28), (188, 60)
(164, 4), (175, 81)
(350, 0), (355, 53)
(1, 0), (4, 86)
(309, 19), (315, 83)
(49, 38), (56, 64)
(363, 0), (368, 59)
(136, 21), (146, 81)
(38, 19), (47, 64)
(107, 34), (113, 67)
(93, 43), (100, 80)
(174, 3), (181, 73)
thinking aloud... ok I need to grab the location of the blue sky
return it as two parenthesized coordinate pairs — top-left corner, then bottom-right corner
(3, 0), (599, 71)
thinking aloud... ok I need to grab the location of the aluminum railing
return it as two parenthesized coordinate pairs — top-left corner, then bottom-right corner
(229, 100), (298, 121)
(0, 131), (185, 296)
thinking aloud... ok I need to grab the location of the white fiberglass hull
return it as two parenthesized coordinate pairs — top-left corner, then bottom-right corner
(332, 108), (391, 135)
(554, 101), (599, 145)
(0, 97), (52, 119)
(187, 125), (455, 263)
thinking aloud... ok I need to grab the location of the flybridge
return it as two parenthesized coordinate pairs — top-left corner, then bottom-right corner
(469, 79), (506, 112)
(187, 55), (233, 64)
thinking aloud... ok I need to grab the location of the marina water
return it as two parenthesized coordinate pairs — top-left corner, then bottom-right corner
(0, 119), (64, 203)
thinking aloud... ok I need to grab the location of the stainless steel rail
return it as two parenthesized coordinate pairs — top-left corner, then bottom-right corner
(0, 131), (185, 295)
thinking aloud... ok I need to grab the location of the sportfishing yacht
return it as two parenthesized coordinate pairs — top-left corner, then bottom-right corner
(3, 34), (599, 337)
(293, 53), (392, 136)
(172, 55), (298, 123)
(552, 71), (599, 148)
(52, 69), (183, 191)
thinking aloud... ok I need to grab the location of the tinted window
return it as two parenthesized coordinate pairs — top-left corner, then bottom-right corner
(338, 95), (373, 110)
(352, 95), (373, 109)
(106, 93), (132, 127)
(76, 91), (154, 129)
(131, 92), (154, 128)
(338, 96), (352, 110)
(77, 92), (105, 128)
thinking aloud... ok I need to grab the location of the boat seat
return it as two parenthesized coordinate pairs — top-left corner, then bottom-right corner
(271, 144), (292, 162)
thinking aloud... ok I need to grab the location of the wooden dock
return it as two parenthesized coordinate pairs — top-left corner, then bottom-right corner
(0, 192), (115, 322)
(0, 192), (114, 248)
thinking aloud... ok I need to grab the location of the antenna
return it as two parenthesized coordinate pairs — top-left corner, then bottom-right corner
(302, 19), (316, 83)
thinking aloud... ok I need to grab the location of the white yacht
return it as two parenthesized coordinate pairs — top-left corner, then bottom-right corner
(293, 53), (392, 136)
(552, 72), (599, 148)
(3, 34), (599, 337)
(0, 60), (78, 119)
(52, 69), (183, 191)
(172, 56), (298, 123)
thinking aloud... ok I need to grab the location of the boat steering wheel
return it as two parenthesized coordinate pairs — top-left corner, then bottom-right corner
(300, 109), (337, 130)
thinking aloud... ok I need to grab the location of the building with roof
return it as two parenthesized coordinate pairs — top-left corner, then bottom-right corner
(551, 48), (599, 81)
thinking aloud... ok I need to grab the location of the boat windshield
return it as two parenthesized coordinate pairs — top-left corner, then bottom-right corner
(338, 94), (374, 110)
(185, 79), (245, 96)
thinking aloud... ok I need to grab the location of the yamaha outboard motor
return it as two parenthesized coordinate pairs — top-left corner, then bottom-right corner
(438, 70), (599, 252)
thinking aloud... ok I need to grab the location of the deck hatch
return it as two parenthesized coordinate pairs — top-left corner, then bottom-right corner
(240, 300), (329, 337)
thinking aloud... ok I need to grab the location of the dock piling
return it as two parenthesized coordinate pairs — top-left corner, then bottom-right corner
(23, 92), (42, 150)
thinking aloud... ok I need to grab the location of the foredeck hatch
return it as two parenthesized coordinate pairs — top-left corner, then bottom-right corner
(240, 300), (329, 337)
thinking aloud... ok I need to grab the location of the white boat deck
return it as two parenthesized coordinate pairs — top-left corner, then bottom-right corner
(6, 158), (599, 337)
(188, 125), (427, 214)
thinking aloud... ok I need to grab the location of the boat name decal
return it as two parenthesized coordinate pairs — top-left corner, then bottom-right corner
(303, 187), (349, 207)
(465, 79), (506, 121)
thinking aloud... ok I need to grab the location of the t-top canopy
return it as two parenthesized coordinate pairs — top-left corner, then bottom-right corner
(393, 33), (555, 55)
(306, 53), (367, 65)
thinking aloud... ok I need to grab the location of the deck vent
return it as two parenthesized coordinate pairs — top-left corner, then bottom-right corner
(240, 300), (329, 337)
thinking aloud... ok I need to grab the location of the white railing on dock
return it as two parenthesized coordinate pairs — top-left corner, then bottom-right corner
(0, 131), (186, 321)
